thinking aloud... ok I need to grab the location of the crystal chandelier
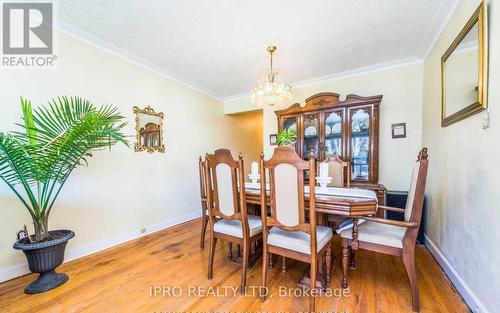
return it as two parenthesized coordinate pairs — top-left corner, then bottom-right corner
(251, 46), (292, 108)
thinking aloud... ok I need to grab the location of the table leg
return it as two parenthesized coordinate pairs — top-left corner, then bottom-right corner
(350, 218), (359, 269)
(298, 251), (329, 291)
(342, 240), (349, 289)
(298, 266), (328, 291)
(231, 239), (262, 268)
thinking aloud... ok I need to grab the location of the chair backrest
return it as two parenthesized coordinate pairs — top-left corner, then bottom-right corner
(204, 149), (247, 223)
(260, 146), (316, 236)
(404, 148), (429, 224)
(322, 154), (351, 188)
(198, 156), (208, 217)
(198, 156), (207, 199)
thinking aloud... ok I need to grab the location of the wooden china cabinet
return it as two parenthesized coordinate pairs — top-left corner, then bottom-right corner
(275, 92), (386, 205)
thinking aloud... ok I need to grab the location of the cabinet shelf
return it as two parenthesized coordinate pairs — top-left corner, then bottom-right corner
(325, 133), (341, 140)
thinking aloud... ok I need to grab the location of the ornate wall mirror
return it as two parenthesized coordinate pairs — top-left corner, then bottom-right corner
(133, 106), (165, 153)
(441, 1), (488, 127)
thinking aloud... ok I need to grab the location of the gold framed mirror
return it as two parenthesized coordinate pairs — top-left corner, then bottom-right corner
(441, 1), (488, 127)
(133, 106), (165, 153)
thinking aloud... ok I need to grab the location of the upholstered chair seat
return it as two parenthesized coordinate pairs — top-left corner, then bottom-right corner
(268, 226), (333, 254)
(340, 221), (405, 248)
(213, 215), (262, 238)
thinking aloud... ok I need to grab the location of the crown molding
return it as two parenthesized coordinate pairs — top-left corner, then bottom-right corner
(417, 0), (460, 59)
(223, 92), (252, 103)
(54, 0), (458, 104)
(223, 56), (423, 103)
(54, 21), (223, 102)
(291, 56), (423, 89)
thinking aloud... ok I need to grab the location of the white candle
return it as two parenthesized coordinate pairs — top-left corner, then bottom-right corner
(251, 161), (259, 176)
(320, 162), (329, 178)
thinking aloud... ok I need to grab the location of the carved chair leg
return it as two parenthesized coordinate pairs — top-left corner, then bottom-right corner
(309, 255), (317, 313)
(268, 253), (273, 268)
(228, 243), (233, 260)
(350, 247), (356, 269)
(200, 215), (208, 249)
(282, 256), (287, 272)
(326, 245), (332, 286)
(208, 237), (217, 280)
(402, 249), (420, 312)
(241, 241), (250, 294)
(237, 244), (242, 257)
(341, 239), (349, 289)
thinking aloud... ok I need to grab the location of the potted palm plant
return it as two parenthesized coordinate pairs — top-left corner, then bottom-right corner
(0, 96), (127, 294)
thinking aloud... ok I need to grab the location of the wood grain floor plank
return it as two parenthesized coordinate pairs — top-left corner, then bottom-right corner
(0, 219), (470, 313)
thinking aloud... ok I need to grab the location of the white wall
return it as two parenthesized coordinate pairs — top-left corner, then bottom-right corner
(225, 63), (424, 191)
(0, 30), (259, 280)
(422, 0), (500, 312)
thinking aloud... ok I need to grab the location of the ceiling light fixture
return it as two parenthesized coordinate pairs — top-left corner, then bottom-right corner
(251, 46), (292, 108)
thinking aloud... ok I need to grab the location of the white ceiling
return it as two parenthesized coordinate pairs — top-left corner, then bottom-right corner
(57, 0), (457, 100)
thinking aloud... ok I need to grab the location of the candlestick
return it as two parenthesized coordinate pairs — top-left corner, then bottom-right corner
(248, 161), (260, 185)
(320, 162), (329, 178)
(251, 161), (259, 176)
(316, 176), (332, 190)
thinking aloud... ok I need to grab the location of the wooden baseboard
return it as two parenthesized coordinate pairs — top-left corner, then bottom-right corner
(424, 233), (488, 313)
(0, 210), (201, 283)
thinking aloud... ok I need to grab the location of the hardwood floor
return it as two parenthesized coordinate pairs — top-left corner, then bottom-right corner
(0, 219), (469, 313)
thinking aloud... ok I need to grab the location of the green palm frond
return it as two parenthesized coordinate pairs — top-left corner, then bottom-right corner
(0, 96), (128, 241)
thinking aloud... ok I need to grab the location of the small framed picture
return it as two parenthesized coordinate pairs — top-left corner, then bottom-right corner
(392, 123), (407, 139)
(269, 134), (278, 145)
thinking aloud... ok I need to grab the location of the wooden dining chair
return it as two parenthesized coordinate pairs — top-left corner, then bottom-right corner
(321, 154), (352, 229)
(204, 149), (263, 293)
(260, 146), (333, 313)
(340, 148), (429, 312)
(198, 156), (209, 249)
(322, 154), (351, 188)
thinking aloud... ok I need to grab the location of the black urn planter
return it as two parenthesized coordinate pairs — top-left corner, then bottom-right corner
(13, 230), (75, 294)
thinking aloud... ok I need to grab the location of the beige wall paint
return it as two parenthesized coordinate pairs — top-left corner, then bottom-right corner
(226, 110), (263, 174)
(225, 64), (424, 191)
(0, 31), (261, 275)
(422, 0), (500, 312)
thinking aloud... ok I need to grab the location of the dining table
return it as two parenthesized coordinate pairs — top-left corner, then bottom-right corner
(244, 182), (379, 289)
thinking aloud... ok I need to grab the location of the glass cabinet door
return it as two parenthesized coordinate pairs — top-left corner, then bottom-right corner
(282, 116), (298, 152)
(324, 110), (343, 158)
(283, 116), (297, 133)
(302, 113), (319, 160)
(350, 108), (371, 181)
